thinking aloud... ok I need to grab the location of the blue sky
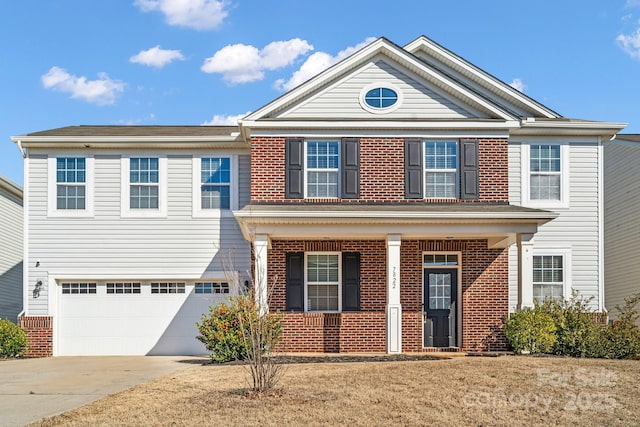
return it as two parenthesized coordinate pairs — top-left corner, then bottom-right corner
(2, 0), (640, 186)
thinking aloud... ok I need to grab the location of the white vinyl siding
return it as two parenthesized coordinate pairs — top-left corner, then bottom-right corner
(0, 179), (23, 321)
(508, 139), (601, 311)
(273, 58), (484, 119)
(24, 150), (251, 316)
(604, 139), (640, 322)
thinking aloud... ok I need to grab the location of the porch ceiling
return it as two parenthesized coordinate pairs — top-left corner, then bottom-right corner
(233, 204), (557, 248)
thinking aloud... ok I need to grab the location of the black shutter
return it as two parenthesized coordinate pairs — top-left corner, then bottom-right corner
(285, 138), (304, 199)
(460, 139), (479, 200)
(341, 138), (360, 199)
(342, 252), (361, 311)
(286, 252), (304, 311)
(405, 139), (423, 199)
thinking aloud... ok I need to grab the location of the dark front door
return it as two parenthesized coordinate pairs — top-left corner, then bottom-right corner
(424, 269), (457, 347)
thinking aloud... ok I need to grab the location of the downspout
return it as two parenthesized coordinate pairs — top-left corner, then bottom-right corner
(15, 139), (26, 158)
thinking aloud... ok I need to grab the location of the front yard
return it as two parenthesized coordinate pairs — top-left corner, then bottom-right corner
(32, 355), (640, 426)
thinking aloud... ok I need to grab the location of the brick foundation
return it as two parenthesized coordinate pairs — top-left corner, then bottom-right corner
(18, 316), (53, 358)
(268, 239), (509, 353)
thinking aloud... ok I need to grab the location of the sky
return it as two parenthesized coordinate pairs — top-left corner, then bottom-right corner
(1, 0), (640, 186)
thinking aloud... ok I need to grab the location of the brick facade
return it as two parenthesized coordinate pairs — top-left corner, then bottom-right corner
(250, 137), (508, 204)
(267, 239), (508, 353)
(18, 316), (53, 358)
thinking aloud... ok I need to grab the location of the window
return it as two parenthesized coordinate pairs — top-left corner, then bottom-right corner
(195, 282), (230, 294)
(533, 255), (564, 302)
(359, 82), (402, 114)
(521, 142), (568, 208)
(424, 141), (458, 198)
(530, 145), (561, 200)
(424, 254), (459, 266)
(106, 283), (141, 294)
(151, 282), (185, 294)
(61, 283), (97, 294)
(130, 157), (159, 209)
(48, 156), (94, 217)
(121, 156), (167, 217)
(201, 158), (230, 209)
(306, 253), (340, 311)
(56, 158), (86, 209)
(306, 141), (340, 198)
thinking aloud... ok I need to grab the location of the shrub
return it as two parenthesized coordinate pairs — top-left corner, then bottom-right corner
(0, 319), (28, 358)
(504, 307), (557, 354)
(196, 298), (250, 363)
(603, 293), (640, 359)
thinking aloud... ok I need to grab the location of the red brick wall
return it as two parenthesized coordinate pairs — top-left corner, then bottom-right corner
(250, 137), (508, 204)
(18, 316), (53, 358)
(267, 239), (509, 353)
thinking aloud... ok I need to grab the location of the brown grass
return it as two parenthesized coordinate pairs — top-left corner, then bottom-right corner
(31, 355), (640, 427)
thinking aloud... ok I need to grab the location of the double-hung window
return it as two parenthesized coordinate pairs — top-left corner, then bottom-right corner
(424, 141), (458, 198)
(530, 145), (561, 201)
(56, 158), (86, 209)
(130, 158), (159, 209)
(306, 141), (340, 198)
(122, 156), (166, 217)
(533, 255), (565, 303)
(48, 156), (93, 216)
(306, 253), (341, 311)
(201, 157), (230, 209)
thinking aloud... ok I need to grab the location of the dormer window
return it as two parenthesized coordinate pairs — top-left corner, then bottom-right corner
(359, 83), (402, 113)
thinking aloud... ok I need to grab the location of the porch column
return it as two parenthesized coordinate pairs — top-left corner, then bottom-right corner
(517, 233), (535, 309)
(386, 234), (402, 354)
(253, 234), (270, 315)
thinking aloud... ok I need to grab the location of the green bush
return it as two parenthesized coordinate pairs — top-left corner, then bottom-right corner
(196, 297), (250, 362)
(603, 293), (640, 359)
(504, 307), (557, 354)
(0, 319), (28, 358)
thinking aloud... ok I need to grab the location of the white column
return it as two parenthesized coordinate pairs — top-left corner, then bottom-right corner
(517, 233), (535, 309)
(253, 234), (269, 315)
(386, 234), (402, 353)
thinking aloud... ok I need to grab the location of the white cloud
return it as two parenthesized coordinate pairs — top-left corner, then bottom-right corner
(617, 26), (640, 59)
(130, 45), (185, 68)
(201, 39), (313, 84)
(509, 78), (527, 93)
(201, 111), (251, 125)
(41, 66), (125, 105)
(274, 37), (376, 91)
(134, 0), (228, 30)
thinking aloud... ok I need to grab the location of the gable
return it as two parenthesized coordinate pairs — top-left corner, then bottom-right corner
(272, 57), (489, 120)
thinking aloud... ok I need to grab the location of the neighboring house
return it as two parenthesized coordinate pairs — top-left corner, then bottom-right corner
(604, 134), (640, 323)
(12, 36), (625, 356)
(0, 175), (23, 322)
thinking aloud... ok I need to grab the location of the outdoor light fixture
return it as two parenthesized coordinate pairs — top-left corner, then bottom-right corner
(33, 280), (43, 299)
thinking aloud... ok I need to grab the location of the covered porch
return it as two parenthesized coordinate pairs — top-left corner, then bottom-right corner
(234, 204), (556, 353)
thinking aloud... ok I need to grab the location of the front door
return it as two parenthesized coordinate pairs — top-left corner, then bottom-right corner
(424, 269), (457, 347)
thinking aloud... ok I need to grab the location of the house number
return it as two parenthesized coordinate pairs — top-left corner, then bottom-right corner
(392, 266), (397, 289)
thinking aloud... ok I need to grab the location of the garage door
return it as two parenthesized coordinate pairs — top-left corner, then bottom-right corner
(57, 281), (229, 356)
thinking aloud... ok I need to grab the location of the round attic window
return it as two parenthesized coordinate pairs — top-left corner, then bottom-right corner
(359, 83), (402, 114)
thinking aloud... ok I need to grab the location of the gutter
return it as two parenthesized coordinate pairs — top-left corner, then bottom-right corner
(15, 139), (26, 158)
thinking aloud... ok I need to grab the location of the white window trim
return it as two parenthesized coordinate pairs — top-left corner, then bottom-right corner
(304, 140), (341, 199)
(424, 140), (459, 200)
(359, 82), (403, 114)
(47, 155), (95, 218)
(521, 142), (570, 208)
(192, 155), (238, 218)
(532, 248), (572, 302)
(304, 251), (342, 313)
(121, 156), (168, 218)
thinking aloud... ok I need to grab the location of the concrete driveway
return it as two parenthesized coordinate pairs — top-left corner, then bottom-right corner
(0, 356), (203, 427)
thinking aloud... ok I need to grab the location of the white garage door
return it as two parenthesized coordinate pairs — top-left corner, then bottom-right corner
(57, 281), (229, 356)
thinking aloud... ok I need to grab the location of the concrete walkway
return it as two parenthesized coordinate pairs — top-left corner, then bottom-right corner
(0, 356), (203, 427)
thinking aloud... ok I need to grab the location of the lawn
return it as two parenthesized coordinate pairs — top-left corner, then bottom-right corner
(31, 355), (640, 427)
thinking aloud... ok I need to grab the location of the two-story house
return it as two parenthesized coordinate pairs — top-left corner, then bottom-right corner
(0, 175), (23, 322)
(12, 36), (625, 356)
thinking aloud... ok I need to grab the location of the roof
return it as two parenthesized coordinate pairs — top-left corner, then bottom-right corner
(0, 175), (23, 200)
(615, 134), (640, 143)
(22, 125), (239, 137)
